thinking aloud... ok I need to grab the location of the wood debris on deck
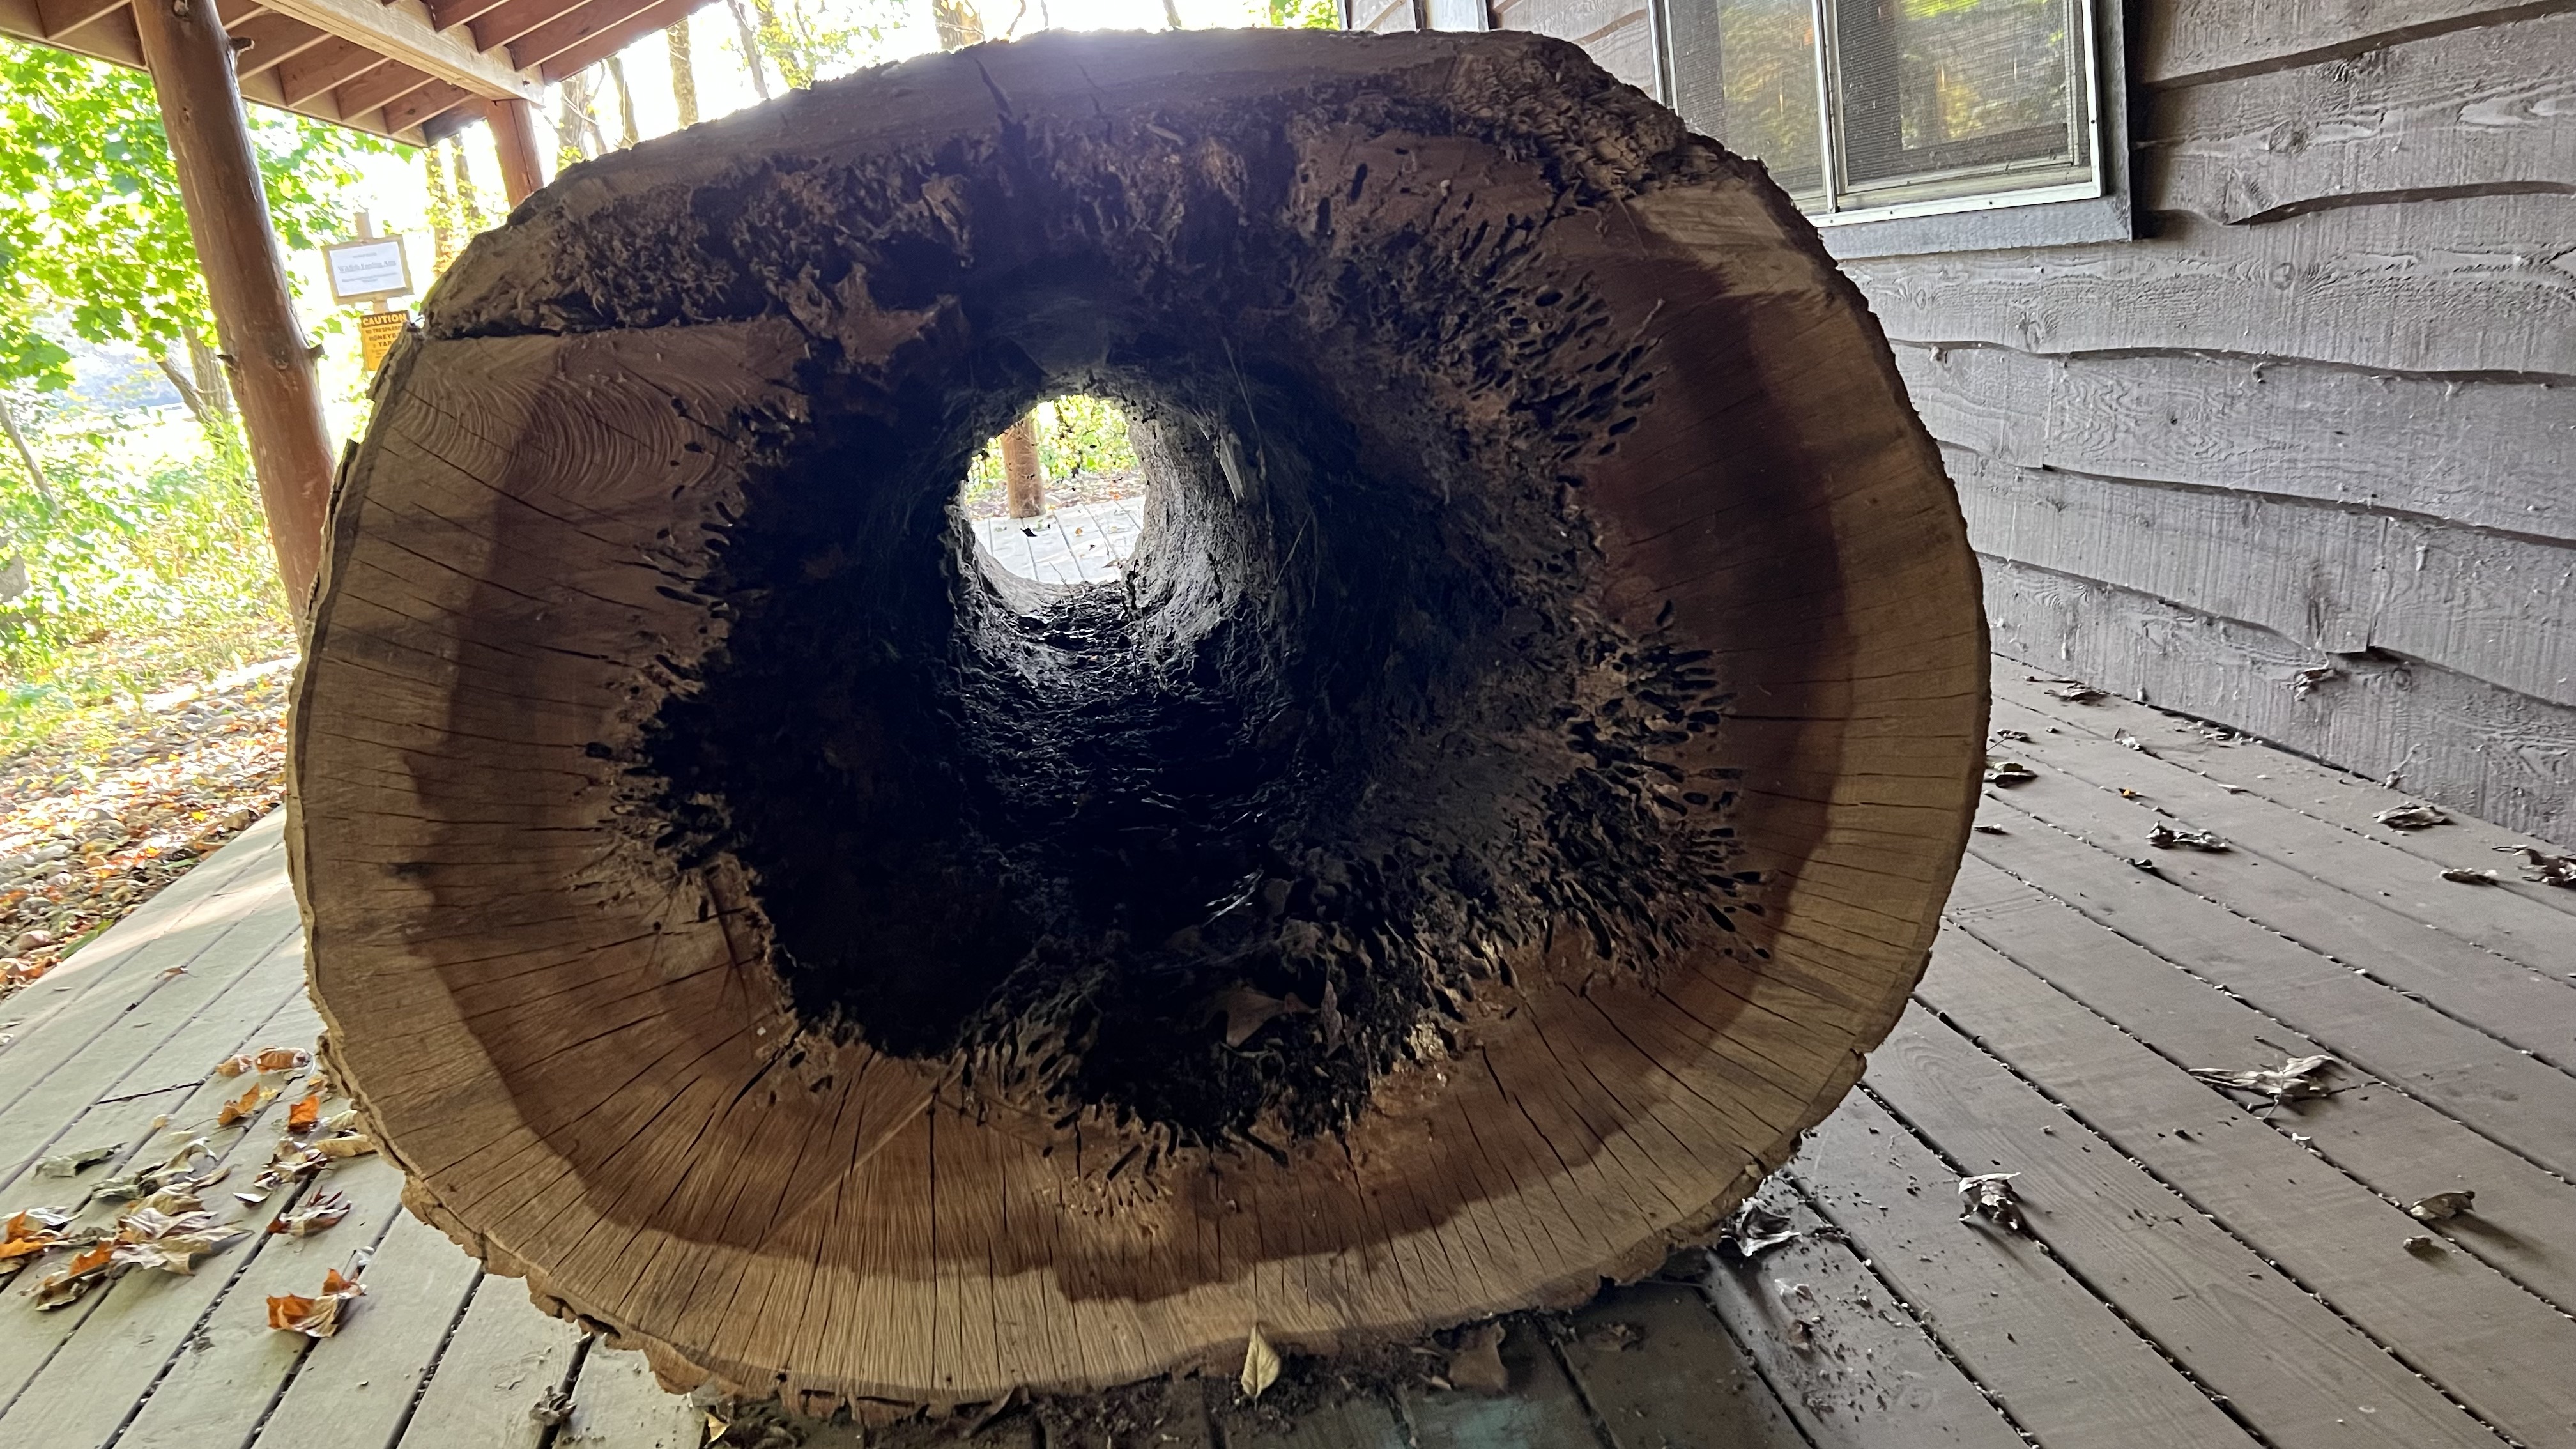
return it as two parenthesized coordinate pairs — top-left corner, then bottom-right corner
(1, 671), (2572, 1447)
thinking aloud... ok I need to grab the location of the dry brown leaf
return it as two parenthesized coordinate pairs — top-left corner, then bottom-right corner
(213, 1054), (255, 1078)
(28, 1243), (115, 1309)
(2408, 1190), (2476, 1222)
(1717, 1201), (1802, 1261)
(1445, 1322), (1509, 1394)
(1983, 757), (2037, 786)
(268, 1267), (364, 1337)
(1206, 986), (1311, 1049)
(1239, 1325), (1281, 1400)
(286, 1092), (322, 1134)
(2146, 823), (2230, 852)
(267, 1192), (352, 1238)
(217, 1083), (278, 1127)
(312, 1132), (377, 1160)
(2375, 804), (2450, 831)
(2439, 868), (2501, 886)
(254, 1046), (312, 1073)
(2506, 845), (2576, 887)
(2191, 1053), (2340, 1110)
(1957, 1172), (2026, 1234)
(31, 1142), (121, 1179)
(2048, 683), (2105, 703)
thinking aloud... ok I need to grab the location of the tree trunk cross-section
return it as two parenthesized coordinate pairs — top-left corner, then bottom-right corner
(289, 29), (1986, 1410)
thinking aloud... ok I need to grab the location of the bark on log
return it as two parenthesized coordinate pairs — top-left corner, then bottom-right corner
(999, 414), (1045, 518)
(291, 29), (1986, 1409)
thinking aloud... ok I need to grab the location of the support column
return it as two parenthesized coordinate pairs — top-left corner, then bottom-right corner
(131, 0), (334, 614)
(486, 97), (547, 204)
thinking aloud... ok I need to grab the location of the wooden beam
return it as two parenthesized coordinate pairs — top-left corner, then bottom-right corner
(334, 56), (438, 116)
(508, 0), (663, 72)
(277, 36), (387, 105)
(130, 0), (334, 613)
(230, 11), (334, 79)
(32, 0), (127, 38)
(381, 76), (475, 135)
(425, 0), (513, 29)
(250, 0), (540, 100)
(463, 0), (585, 50)
(484, 95), (545, 203)
(535, 0), (691, 80)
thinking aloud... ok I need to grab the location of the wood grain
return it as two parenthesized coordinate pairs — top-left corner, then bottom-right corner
(1948, 447), (2576, 708)
(1552, 1284), (1805, 1449)
(1840, 196), (2576, 377)
(1893, 344), (2576, 545)
(2138, 0), (2569, 88)
(1983, 558), (2576, 846)
(2144, 10), (2576, 222)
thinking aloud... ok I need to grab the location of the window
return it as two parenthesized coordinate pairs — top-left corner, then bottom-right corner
(1658, 0), (2116, 236)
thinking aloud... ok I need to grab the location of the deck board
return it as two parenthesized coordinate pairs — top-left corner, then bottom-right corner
(1, 675), (2572, 1446)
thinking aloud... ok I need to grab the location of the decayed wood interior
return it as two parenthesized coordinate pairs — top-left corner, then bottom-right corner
(6, 675), (2573, 1445)
(1378, 0), (2576, 848)
(0, 0), (701, 142)
(287, 27), (1989, 1404)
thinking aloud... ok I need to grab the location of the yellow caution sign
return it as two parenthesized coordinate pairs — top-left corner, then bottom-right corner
(358, 309), (409, 372)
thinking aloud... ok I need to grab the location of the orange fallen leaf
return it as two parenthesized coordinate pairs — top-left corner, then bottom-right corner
(29, 1243), (115, 1309)
(214, 1054), (254, 1078)
(254, 1047), (311, 1073)
(286, 1092), (321, 1133)
(267, 1268), (364, 1337)
(217, 1084), (278, 1127)
(312, 1133), (376, 1160)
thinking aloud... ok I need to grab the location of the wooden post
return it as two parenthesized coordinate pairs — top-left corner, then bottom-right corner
(999, 414), (1045, 519)
(485, 96), (546, 205)
(130, 0), (334, 615)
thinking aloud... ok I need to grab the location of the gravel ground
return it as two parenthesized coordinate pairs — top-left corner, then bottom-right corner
(0, 658), (291, 1004)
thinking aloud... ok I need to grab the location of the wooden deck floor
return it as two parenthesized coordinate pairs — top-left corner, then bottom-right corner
(3, 670), (2573, 1449)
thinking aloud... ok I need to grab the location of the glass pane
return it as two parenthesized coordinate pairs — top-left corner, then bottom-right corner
(1831, 0), (2083, 192)
(1664, 0), (1826, 200)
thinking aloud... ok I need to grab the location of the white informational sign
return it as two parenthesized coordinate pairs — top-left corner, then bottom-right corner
(323, 236), (413, 304)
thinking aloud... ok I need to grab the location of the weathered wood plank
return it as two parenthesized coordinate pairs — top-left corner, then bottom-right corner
(251, 1205), (489, 1449)
(2144, 10), (2576, 222)
(1893, 344), (2576, 545)
(1869, 1006), (2504, 1449)
(1951, 447), (2576, 708)
(558, 1344), (702, 1448)
(1490, 0), (1654, 91)
(1791, 1092), (2259, 1448)
(1401, 1319), (1604, 1449)
(392, 1273), (583, 1449)
(1910, 931), (2576, 1443)
(1839, 196), (2576, 377)
(1997, 669), (2576, 908)
(1943, 855), (2576, 1315)
(1698, 1182), (2026, 1449)
(1219, 1391), (1409, 1449)
(2138, 0), (2559, 88)
(1968, 790), (2576, 1177)
(1987, 689), (2576, 974)
(1553, 1284), (1807, 1449)
(1983, 558), (2576, 846)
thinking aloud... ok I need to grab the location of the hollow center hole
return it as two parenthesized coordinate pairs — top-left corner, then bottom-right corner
(960, 395), (1149, 586)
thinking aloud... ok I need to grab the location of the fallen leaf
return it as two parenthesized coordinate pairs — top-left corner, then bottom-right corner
(1993, 728), (2033, 743)
(1206, 986), (1311, 1048)
(2439, 868), (2501, 886)
(2374, 804), (2450, 831)
(268, 1267), (365, 1337)
(1716, 1201), (1802, 1261)
(2047, 683), (2105, 704)
(286, 1092), (322, 1134)
(91, 1137), (221, 1201)
(1958, 1172), (2026, 1234)
(1239, 1325), (1281, 1400)
(214, 1054), (254, 1078)
(2402, 1234), (2442, 1255)
(1973, 824), (2007, 834)
(268, 1192), (352, 1238)
(2408, 1190), (2475, 1222)
(1445, 1322), (1509, 1394)
(2128, 857), (2163, 876)
(2191, 1053), (2340, 1110)
(1984, 758), (2037, 786)
(28, 1243), (116, 1308)
(157, 965), (187, 980)
(253, 1046), (311, 1073)
(2146, 824), (2230, 852)
(2115, 730), (2153, 753)
(312, 1132), (377, 1160)
(32, 1142), (123, 1179)
(112, 1226), (246, 1275)
(217, 1083), (279, 1126)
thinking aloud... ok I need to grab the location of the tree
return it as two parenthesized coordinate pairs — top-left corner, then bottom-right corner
(0, 38), (383, 400)
(668, 21), (702, 127)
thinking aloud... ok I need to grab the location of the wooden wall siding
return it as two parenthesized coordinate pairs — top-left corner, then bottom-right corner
(1489, 0), (1655, 93)
(1468, 0), (2576, 841)
(2143, 8), (2576, 224)
(1984, 557), (2576, 843)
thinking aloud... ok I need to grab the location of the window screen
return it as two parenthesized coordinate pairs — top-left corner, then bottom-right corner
(1662, 0), (2096, 221)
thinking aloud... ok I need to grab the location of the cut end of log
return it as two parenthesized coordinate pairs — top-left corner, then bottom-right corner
(291, 28), (1986, 1407)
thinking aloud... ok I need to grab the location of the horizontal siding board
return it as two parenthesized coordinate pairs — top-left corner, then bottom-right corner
(1949, 445), (2576, 705)
(2144, 9), (2576, 224)
(2137, 0), (2555, 87)
(1893, 344), (2576, 544)
(1492, 0), (1654, 89)
(1838, 195), (2576, 376)
(1982, 555), (2576, 845)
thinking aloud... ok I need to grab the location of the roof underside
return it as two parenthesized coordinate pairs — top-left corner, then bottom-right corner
(0, 0), (706, 142)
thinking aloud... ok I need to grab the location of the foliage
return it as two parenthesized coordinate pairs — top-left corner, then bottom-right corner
(750, 0), (902, 88)
(962, 395), (1140, 507)
(0, 38), (390, 394)
(0, 394), (290, 756)
(1266, 0), (1340, 27)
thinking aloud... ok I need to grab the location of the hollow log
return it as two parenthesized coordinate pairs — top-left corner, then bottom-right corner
(290, 28), (1986, 1409)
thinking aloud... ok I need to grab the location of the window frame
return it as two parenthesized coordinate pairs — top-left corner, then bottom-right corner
(1649, 0), (2134, 259)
